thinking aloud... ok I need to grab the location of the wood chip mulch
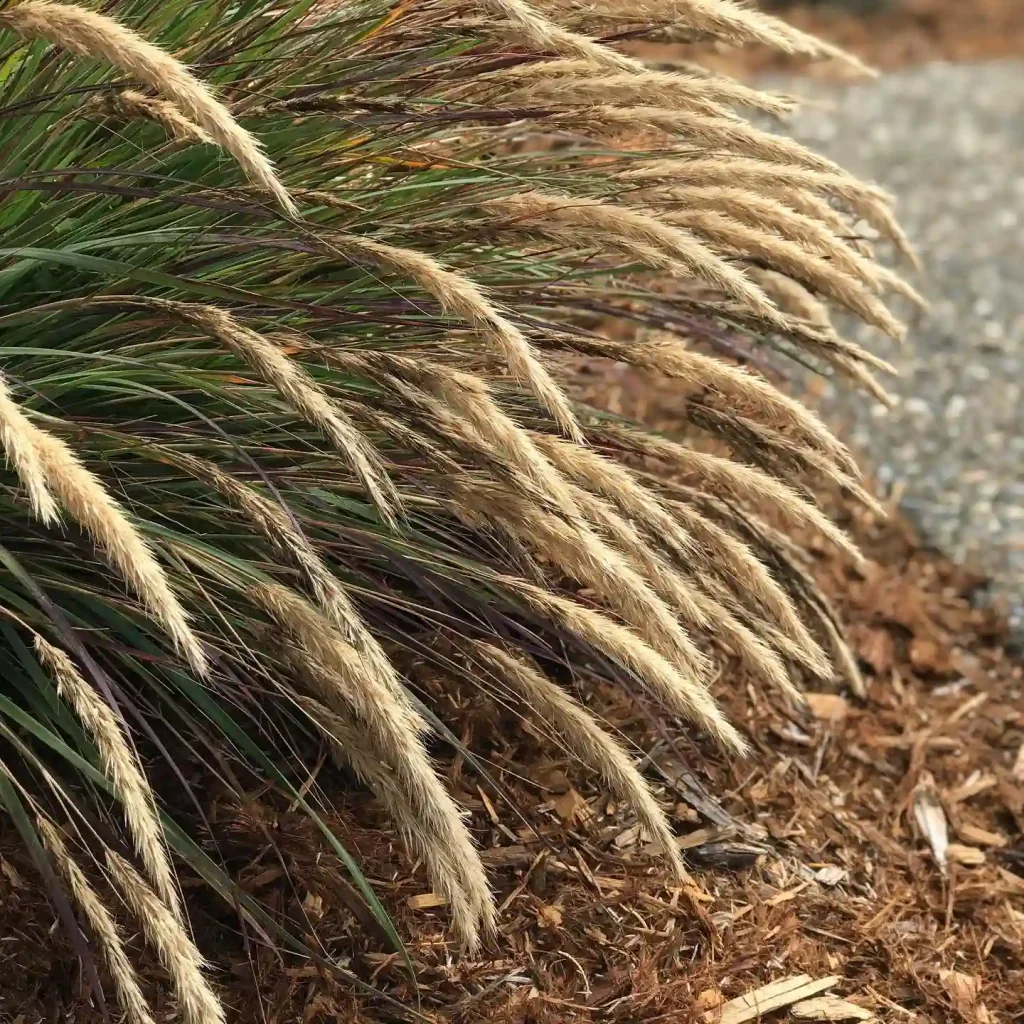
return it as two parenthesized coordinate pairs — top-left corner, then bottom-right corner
(3, 368), (1023, 1023)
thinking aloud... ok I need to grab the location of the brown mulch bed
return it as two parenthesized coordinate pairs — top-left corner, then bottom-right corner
(631, 0), (1024, 78)
(4, 368), (1023, 1022)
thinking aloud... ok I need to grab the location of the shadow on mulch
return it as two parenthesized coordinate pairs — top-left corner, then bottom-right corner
(630, 0), (1024, 78)
(4, 366), (1022, 1022)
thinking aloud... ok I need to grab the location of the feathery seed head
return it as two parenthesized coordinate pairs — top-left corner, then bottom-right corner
(0, 1), (296, 215)
(36, 637), (181, 922)
(106, 850), (226, 1024)
(37, 820), (158, 1024)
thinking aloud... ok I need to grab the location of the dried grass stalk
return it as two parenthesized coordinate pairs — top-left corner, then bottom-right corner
(555, 330), (857, 476)
(145, 299), (400, 526)
(687, 397), (886, 517)
(475, 0), (645, 72)
(623, 157), (916, 262)
(705, 499), (863, 692)
(348, 401), (464, 473)
(470, 61), (793, 118)
(164, 451), (399, 674)
(334, 235), (581, 441)
(747, 268), (897, 403)
(453, 477), (711, 681)
(662, 185), (919, 306)
(562, 477), (800, 699)
(603, 424), (861, 562)
(295, 693), (486, 927)
(37, 819), (157, 1024)
(653, 60), (802, 114)
(749, 266), (912, 365)
(0, 372), (58, 524)
(99, 88), (213, 143)
(664, 496), (830, 676)
(601, 0), (875, 76)
(768, 185), (872, 253)
(684, 583), (803, 700)
(106, 851), (226, 1024)
(695, 567), (823, 672)
(566, 106), (849, 176)
(559, 479), (709, 627)
(0, 1), (295, 215)
(668, 207), (905, 339)
(28, 426), (207, 675)
(322, 351), (586, 520)
(35, 637), (180, 922)
(533, 433), (697, 562)
(502, 574), (745, 753)
(470, 641), (691, 875)
(483, 191), (788, 326)
(636, 335), (859, 475)
(250, 583), (494, 947)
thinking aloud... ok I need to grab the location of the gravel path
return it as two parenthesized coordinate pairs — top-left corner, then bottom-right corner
(778, 60), (1024, 629)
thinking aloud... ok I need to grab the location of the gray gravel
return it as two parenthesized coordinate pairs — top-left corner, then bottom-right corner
(776, 61), (1024, 629)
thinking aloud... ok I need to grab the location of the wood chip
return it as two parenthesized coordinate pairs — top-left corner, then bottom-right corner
(695, 987), (724, 1013)
(945, 771), (998, 805)
(477, 784), (500, 825)
(479, 845), (533, 868)
(536, 904), (562, 928)
(613, 823), (642, 849)
(766, 882), (809, 905)
(802, 692), (851, 724)
(947, 843), (986, 866)
(944, 691), (988, 726)
(996, 867), (1024, 894)
(791, 994), (875, 1020)
(301, 891), (324, 920)
(552, 786), (593, 825)
(939, 969), (986, 1022)
(805, 693), (849, 722)
(1013, 743), (1024, 782)
(407, 892), (448, 910)
(676, 827), (732, 850)
(815, 866), (848, 886)
(0, 859), (25, 888)
(912, 773), (948, 872)
(957, 824), (1007, 847)
(703, 975), (841, 1024)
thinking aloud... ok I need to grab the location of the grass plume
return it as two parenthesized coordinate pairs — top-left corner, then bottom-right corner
(37, 820), (158, 1024)
(0, 0), (295, 214)
(36, 637), (180, 921)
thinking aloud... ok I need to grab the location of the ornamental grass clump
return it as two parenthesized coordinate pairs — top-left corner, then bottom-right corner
(0, 0), (913, 1016)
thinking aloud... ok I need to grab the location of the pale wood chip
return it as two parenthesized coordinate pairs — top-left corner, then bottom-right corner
(1013, 742), (1024, 781)
(996, 867), (1024, 894)
(947, 843), (986, 866)
(407, 892), (448, 910)
(791, 994), (875, 1020)
(805, 693), (849, 722)
(945, 771), (998, 805)
(911, 773), (948, 872)
(695, 988), (724, 1013)
(815, 866), (848, 886)
(703, 974), (841, 1024)
(939, 969), (986, 1021)
(957, 824), (1007, 848)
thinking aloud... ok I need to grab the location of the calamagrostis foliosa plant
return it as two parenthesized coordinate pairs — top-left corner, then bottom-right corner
(0, 0), (914, 1015)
